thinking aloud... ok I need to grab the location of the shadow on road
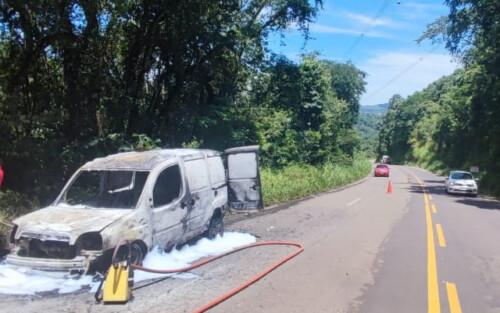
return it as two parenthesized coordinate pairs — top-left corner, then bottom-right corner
(455, 198), (500, 210)
(405, 184), (448, 196)
(405, 182), (500, 210)
(424, 179), (445, 184)
(133, 275), (176, 291)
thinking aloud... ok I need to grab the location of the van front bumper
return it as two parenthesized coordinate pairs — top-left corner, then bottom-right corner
(5, 252), (101, 272)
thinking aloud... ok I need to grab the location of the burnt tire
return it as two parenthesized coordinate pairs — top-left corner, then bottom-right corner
(206, 213), (224, 240)
(129, 242), (145, 266)
(91, 242), (145, 273)
(89, 251), (113, 274)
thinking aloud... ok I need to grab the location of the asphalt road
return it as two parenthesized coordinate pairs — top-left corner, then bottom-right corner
(1, 165), (500, 313)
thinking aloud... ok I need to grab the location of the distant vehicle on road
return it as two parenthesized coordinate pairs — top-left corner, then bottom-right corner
(6, 146), (263, 273)
(381, 155), (391, 164)
(374, 164), (390, 177)
(445, 170), (478, 196)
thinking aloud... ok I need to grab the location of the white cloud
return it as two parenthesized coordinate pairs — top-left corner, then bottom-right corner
(344, 12), (399, 28)
(400, 1), (443, 11)
(309, 23), (393, 39)
(398, 1), (446, 20)
(359, 51), (461, 105)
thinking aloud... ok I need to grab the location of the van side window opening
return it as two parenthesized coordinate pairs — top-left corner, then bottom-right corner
(63, 170), (149, 209)
(153, 164), (182, 207)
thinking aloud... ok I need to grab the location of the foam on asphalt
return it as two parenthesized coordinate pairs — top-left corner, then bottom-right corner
(0, 232), (256, 295)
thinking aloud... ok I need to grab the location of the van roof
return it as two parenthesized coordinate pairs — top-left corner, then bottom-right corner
(81, 149), (220, 170)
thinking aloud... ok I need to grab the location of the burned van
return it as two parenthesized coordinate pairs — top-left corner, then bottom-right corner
(6, 146), (262, 272)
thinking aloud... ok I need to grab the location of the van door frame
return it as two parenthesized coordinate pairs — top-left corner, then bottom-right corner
(225, 146), (263, 210)
(182, 156), (214, 235)
(147, 159), (189, 248)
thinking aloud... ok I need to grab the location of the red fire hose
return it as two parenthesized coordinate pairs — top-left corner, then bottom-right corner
(112, 240), (304, 312)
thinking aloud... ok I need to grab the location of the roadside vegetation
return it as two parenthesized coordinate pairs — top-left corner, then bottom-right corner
(377, 0), (500, 196)
(262, 155), (371, 206)
(356, 104), (387, 158)
(0, 191), (34, 250)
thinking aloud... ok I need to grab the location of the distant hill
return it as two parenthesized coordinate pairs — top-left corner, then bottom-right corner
(356, 103), (388, 156)
(359, 103), (389, 115)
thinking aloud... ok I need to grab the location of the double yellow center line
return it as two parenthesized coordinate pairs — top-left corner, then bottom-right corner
(423, 191), (441, 313)
(411, 173), (463, 313)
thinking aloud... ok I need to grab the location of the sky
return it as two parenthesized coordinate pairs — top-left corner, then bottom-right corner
(267, 0), (461, 106)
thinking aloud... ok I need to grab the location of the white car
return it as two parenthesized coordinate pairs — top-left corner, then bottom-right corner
(445, 171), (478, 196)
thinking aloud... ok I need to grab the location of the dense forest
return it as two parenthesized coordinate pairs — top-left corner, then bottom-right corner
(377, 0), (500, 196)
(356, 103), (387, 157)
(0, 1), (369, 212)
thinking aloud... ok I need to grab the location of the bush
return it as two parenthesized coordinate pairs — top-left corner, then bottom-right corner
(0, 190), (36, 250)
(0, 211), (11, 251)
(261, 156), (371, 205)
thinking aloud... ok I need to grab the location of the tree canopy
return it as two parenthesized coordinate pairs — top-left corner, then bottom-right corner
(0, 1), (370, 205)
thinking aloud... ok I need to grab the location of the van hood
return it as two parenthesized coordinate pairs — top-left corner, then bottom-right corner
(13, 205), (131, 244)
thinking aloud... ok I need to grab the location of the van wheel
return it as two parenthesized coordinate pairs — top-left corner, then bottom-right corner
(88, 242), (145, 274)
(88, 257), (107, 274)
(130, 242), (145, 266)
(113, 242), (145, 265)
(206, 214), (224, 240)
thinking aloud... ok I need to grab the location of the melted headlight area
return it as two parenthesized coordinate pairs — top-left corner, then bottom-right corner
(17, 236), (75, 259)
(75, 232), (103, 251)
(15, 232), (103, 260)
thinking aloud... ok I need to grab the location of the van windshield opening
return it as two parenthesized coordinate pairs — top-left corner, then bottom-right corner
(60, 170), (149, 209)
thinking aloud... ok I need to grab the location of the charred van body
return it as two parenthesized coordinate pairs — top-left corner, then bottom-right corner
(6, 146), (262, 272)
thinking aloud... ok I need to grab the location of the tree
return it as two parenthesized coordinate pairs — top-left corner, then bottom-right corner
(0, 0), (322, 202)
(323, 61), (366, 127)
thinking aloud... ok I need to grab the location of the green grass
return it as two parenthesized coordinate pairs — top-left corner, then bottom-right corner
(261, 157), (372, 206)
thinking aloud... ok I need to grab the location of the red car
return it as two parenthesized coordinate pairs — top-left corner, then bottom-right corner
(374, 164), (390, 177)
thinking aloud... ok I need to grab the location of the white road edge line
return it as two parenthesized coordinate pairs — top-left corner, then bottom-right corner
(346, 198), (361, 207)
(429, 194), (433, 200)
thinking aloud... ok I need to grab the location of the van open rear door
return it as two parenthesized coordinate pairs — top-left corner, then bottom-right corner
(225, 145), (263, 210)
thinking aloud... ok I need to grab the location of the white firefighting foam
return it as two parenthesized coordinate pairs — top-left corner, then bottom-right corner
(0, 232), (256, 295)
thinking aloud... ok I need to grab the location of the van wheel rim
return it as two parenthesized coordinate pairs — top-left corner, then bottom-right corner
(130, 243), (144, 265)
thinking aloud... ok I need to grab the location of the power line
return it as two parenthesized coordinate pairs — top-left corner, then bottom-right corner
(343, 0), (392, 59)
(364, 46), (441, 102)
